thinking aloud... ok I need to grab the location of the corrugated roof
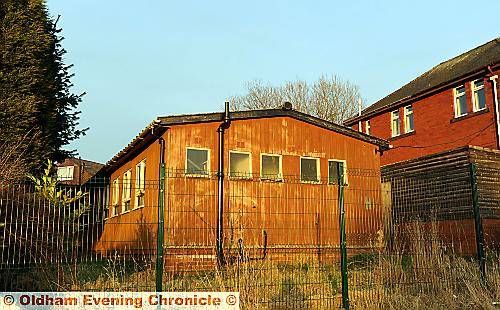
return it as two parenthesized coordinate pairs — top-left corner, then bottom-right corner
(345, 37), (500, 125)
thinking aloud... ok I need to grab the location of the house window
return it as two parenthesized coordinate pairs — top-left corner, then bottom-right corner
(112, 178), (119, 216)
(404, 105), (414, 133)
(454, 85), (467, 117)
(229, 151), (252, 179)
(365, 120), (370, 135)
(300, 157), (320, 183)
(261, 154), (282, 181)
(328, 160), (348, 185)
(135, 159), (146, 208)
(472, 79), (486, 111)
(57, 166), (74, 181)
(186, 148), (210, 176)
(391, 110), (400, 137)
(122, 170), (132, 212)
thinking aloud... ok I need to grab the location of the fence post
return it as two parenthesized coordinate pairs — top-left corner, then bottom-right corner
(469, 163), (486, 285)
(156, 138), (166, 292)
(338, 162), (349, 309)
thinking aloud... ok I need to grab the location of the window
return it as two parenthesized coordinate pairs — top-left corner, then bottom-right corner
(261, 154), (282, 181)
(186, 148), (209, 176)
(57, 166), (74, 181)
(454, 85), (467, 117)
(472, 79), (486, 111)
(391, 110), (400, 137)
(328, 160), (348, 185)
(229, 151), (252, 179)
(404, 105), (414, 133)
(112, 178), (119, 216)
(122, 170), (132, 212)
(365, 120), (370, 135)
(300, 157), (320, 183)
(135, 159), (146, 208)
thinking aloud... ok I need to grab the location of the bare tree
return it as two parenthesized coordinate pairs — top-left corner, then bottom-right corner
(230, 75), (361, 124)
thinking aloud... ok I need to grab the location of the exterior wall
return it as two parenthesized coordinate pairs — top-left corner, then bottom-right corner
(353, 71), (499, 166)
(95, 116), (385, 262)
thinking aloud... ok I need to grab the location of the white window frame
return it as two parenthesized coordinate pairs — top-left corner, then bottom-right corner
(300, 156), (321, 184)
(471, 79), (486, 112)
(404, 105), (414, 133)
(229, 150), (252, 179)
(391, 110), (401, 137)
(111, 178), (120, 217)
(260, 153), (283, 181)
(327, 159), (348, 185)
(453, 85), (467, 117)
(185, 147), (210, 177)
(57, 166), (74, 181)
(365, 120), (370, 135)
(135, 159), (146, 208)
(122, 169), (132, 213)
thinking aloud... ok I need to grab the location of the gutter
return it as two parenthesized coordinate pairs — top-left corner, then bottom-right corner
(345, 63), (500, 126)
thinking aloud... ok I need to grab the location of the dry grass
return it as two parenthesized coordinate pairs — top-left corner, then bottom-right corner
(4, 222), (498, 309)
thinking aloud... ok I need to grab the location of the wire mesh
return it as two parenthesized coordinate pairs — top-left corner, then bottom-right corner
(0, 164), (498, 309)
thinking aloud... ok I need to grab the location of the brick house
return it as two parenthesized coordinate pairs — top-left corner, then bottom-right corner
(56, 157), (103, 185)
(344, 38), (500, 166)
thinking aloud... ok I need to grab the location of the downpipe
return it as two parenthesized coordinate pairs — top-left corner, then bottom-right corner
(216, 102), (231, 267)
(487, 66), (499, 149)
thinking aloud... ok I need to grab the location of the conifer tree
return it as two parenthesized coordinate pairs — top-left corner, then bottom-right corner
(0, 0), (86, 174)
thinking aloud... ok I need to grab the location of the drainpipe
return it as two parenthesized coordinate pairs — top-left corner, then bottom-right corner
(488, 67), (499, 149)
(358, 98), (362, 132)
(216, 102), (231, 267)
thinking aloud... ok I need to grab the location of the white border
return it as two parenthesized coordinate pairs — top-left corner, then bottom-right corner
(229, 150), (252, 179)
(134, 158), (147, 209)
(121, 169), (132, 214)
(403, 105), (414, 133)
(185, 147), (211, 178)
(260, 153), (283, 181)
(453, 85), (467, 118)
(327, 159), (348, 185)
(300, 156), (320, 184)
(391, 110), (400, 137)
(471, 78), (486, 112)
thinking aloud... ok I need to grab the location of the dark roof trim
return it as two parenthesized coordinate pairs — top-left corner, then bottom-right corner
(159, 108), (389, 148)
(98, 122), (168, 175)
(99, 108), (389, 176)
(344, 62), (500, 126)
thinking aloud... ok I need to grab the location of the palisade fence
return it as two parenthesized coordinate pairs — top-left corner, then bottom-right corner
(0, 164), (498, 309)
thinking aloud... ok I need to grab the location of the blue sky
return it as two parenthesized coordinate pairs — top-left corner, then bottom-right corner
(46, 0), (500, 163)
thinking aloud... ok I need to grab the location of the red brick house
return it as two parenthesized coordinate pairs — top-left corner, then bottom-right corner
(344, 38), (500, 166)
(56, 157), (103, 185)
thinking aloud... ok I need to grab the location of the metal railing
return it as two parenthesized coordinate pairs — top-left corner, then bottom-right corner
(0, 164), (498, 309)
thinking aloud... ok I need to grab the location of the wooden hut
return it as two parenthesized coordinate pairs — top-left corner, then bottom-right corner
(94, 105), (389, 268)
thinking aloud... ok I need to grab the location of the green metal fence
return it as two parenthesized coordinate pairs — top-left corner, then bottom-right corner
(0, 164), (498, 309)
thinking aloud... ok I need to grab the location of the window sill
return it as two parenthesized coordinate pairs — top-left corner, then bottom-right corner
(300, 180), (322, 185)
(450, 108), (489, 123)
(389, 131), (416, 141)
(260, 178), (284, 183)
(185, 173), (210, 178)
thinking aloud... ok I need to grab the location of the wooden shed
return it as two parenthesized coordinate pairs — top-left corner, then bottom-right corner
(381, 145), (500, 254)
(94, 105), (389, 267)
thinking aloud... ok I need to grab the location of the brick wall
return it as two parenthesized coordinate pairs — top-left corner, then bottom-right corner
(354, 71), (499, 165)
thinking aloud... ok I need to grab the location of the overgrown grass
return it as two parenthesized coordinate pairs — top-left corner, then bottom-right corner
(2, 222), (499, 309)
